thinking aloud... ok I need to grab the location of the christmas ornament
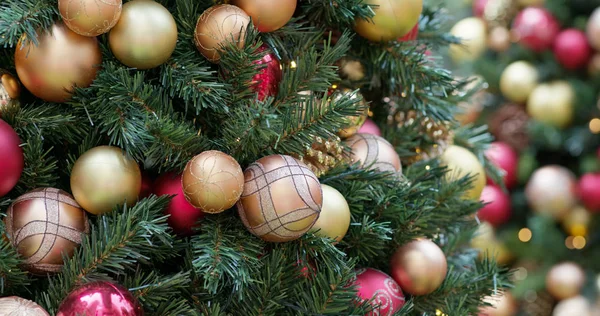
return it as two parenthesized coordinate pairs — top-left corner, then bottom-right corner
(154, 173), (203, 236)
(71, 146), (142, 215)
(14, 22), (101, 103)
(488, 26), (512, 52)
(478, 0), (518, 28)
(109, 0), (177, 69)
(57, 281), (143, 316)
(521, 291), (555, 316)
(59, 0), (122, 37)
(358, 118), (381, 136)
(553, 29), (592, 70)
(139, 172), (153, 199)
(292, 135), (345, 177)
(511, 7), (559, 52)
(440, 145), (486, 201)
(335, 88), (368, 138)
(473, 0), (489, 17)
(182, 150), (244, 214)
(338, 57), (366, 82)
(546, 262), (585, 300)
(527, 81), (574, 128)
(252, 46), (282, 101)
(0, 119), (23, 197)
(562, 206), (590, 237)
(0, 296), (50, 316)
(398, 23), (419, 41)
(553, 296), (592, 316)
(499, 61), (538, 104)
(390, 239), (447, 295)
(237, 155), (322, 242)
(517, 0), (544, 6)
(587, 7), (600, 51)
(485, 142), (518, 189)
(231, 0), (296, 33)
(471, 222), (513, 265)
(0, 69), (21, 113)
(354, 0), (423, 42)
(194, 4), (250, 63)
(449, 17), (487, 63)
(309, 184), (350, 243)
(5, 188), (89, 274)
(352, 268), (405, 316)
(577, 173), (600, 212)
(588, 53), (600, 76)
(489, 104), (529, 151)
(479, 292), (518, 316)
(478, 185), (511, 227)
(345, 133), (402, 175)
(454, 76), (488, 125)
(525, 165), (577, 220)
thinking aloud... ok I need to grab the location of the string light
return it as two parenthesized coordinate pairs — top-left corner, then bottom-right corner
(290, 60), (297, 69)
(436, 309), (448, 316)
(589, 118), (600, 134)
(518, 228), (532, 242)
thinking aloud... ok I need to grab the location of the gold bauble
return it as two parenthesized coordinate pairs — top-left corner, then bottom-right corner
(14, 23), (101, 103)
(309, 184), (351, 243)
(182, 150), (244, 214)
(449, 17), (487, 63)
(440, 145), (486, 201)
(488, 27), (512, 52)
(108, 0), (177, 69)
(527, 81), (574, 129)
(0, 69), (21, 113)
(517, 0), (544, 6)
(4, 188), (89, 274)
(553, 296), (592, 316)
(525, 165), (577, 220)
(59, 0), (122, 37)
(71, 146), (142, 215)
(562, 206), (590, 237)
(354, 0), (423, 42)
(334, 88), (368, 138)
(389, 238), (448, 295)
(471, 222), (513, 265)
(479, 292), (518, 316)
(230, 0), (296, 33)
(0, 297), (50, 316)
(345, 133), (402, 175)
(546, 262), (585, 300)
(338, 57), (366, 82)
(237, 155), (322, 242)
(499, 61), (538, 104)
(292, 135), (344, 177)
(194, 5), (251, 63)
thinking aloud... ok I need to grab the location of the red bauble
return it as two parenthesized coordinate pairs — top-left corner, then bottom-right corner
(398, 23), (419, 41)
(252, 46), (282, 101)
(485, 142), (518, 189)
(512, 8), (560, 52)
(553, 29), (592, 70)
(0, 119), (23, 197)
(357, 119), (381, 136)
(154, 173), (204, 235)
(478, 185), (512, 227)
(57, 281), (143, 316)
(577, 173), (600, 212)
(473, 0), (489, 17)
(353, 268), (405, 316)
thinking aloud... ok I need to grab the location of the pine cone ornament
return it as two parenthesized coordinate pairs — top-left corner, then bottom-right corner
(489, 104), (530, 152)
(292, 135), (345, 177)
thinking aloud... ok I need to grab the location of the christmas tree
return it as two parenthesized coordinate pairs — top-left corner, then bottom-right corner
(0, 0), (510, 315)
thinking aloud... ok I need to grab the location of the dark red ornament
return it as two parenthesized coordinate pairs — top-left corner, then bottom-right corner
(398, 23), (419, 41)
(473, 0), (489, 17)
(478, 185), (512, 227)
(0, 119), (23, 197)
(512, 8), (560, 52)
(57, 281), (143, 316)
(577, 173), (600, 212)
(252, 46), (282, 101)
(485, 142), (518, 189)
(553, 29), (592, 70)
(139, 172), (153, 199)
(352, 268), (405, 316)
(154, 173), (204, 235)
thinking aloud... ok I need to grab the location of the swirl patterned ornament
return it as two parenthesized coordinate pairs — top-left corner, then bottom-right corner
(237, 155), (322, 242)
(345, 133), (402, 176)
(58, 0), (122, 37)
(194, 4), (250, 63)
(353, 268), (406, 316)
(0, 296), (50, 316)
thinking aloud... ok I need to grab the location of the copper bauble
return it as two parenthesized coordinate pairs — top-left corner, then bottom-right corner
(309, 184), (351, 243)
(237, 155), (322, 242)
(354, 0), (423, 42)
(488, 26), (512, 52)
(479, 292), (518, 316)
(109, 0), (177, 69)
(182, 150), (244, 214)
(57, 281), (143, 316)
(71, 146), (142, 215)
(553, 296), (592, 316)
(231, 0), (296, 33)
(4, 188), (89, 274)
(390, 239), (447, 295)
(587, 8), (600, 51)
(59, 0), (122, 37)
(335, 89), (368, 139)
(546, 262), (585, 300)
(194, 5), (250, 63)
(0, 296), (50, 316)
(500, 61), (538, 104)
(0, 69), (21, 113)
(449, 17), (487, 63)
(527, 81), (574, 128)
(345, 133), (402, 175)
(14, 23), (101, 103)
(440, 145), (486, 201)
(525, 165), (577, 220)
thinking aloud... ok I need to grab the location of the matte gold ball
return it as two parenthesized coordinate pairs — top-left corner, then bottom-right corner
(230, 0), (296, 33)
(71, 146), (142, 215)
(345, 133), (402, 175)
(389, 239), (447, 295)
(546, 262), (585, 300)
(237, 155), (322, 242)
(4, 188), (89, 274)
(194, 5), (251, 63)
(14, 23), (102, 103)
(500, 61), (538, 104)
(59, 0), (122, 37)
(449, 17), (487, 63)
(479, 292), (518, 316)
(354, 0), (423, 42)
(182, 150), (244, 214)
(108, 0), (177, 69)
(525, 165), (577, 220)
(309, 184), (351, 243)
(335, 89), (368, 139)
(440, 145), (486, 201)
(527, 81), (574, 129)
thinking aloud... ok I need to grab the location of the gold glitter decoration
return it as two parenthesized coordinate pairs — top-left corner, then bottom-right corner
(0, 296), (50, 316)
(484, 0), (517, 28)
(59, 0), (122, 37)
(0, 69), (21, 113)
(292, 135), (345, 177)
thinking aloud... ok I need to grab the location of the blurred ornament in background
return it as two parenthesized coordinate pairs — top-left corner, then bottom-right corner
(154, 173), (203, 236)
(194, 4), (250, 63)
(358, 118), (381, 136)
(546, 262), (585, 301)
(482, 0), (518, 28)
(0, 119), (24, 197)
(517, 0), (544, 6)
(562, 206), (590, 237)
(449, 17), (488, 63)
(486, 142), (518, 189)
(352, 268), (406, 316)
(499, 61), (538, 104)
(511, 7), (560, 52)
(337, 57), (366, 82)
(553, 29), (592, 70)
(473, 0), (490, 17)
(292, 135), (344, 177)
(588, 53), (600, 76)
(334, 88), (368, 139)
(478, 185), (512, 227)
(390, 239), (447, 295)
(251, 46), (281, 101)
(489, 104), (530, 152)
(0, 69), (21, 114)
(553, 296), (592, 316)
(0, 296), (50, 316)
(527, 81), (574, 129)
(478, 292), (518, 316)
(59, 0), (122, 37)
(57, 281), (143, 316)
(345, 133), (402, 175)
(577, 173), (600, 212)
(231, 0), (296, 32)
(309, 184), (351, 243)
(440, 145), (486, 201)
(488, 26), (512, 52)
(471, 222), (513, 265)
(587, 7), (600, 51)
(454, 76), (488, 125)
(354, 0), (423, 42)
(525, 165), (577, 220)
(521, 291), (555, 316)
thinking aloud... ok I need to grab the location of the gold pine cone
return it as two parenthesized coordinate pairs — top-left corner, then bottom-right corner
(292, 136), (345, 177)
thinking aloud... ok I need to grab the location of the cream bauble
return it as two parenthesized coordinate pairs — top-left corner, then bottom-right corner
(449, 17), (487, 63)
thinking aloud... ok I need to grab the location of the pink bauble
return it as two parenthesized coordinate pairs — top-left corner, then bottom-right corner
(0, 119), (24, 197)
(154, 173), (204, 235)
(253, 46), (282, 101)
(553, 29), (592, 70)
(478, 185), (512, 227)
(473, 0), (489, 17)
(398, 23), (419, 41)
(357, 119), (381, 136)
(512, 8), (560, 52)
(577, 173), (600, 213)
(57, 281), (143, 316)
(353, 268), (405, 316)
(485, 142), (518, 189)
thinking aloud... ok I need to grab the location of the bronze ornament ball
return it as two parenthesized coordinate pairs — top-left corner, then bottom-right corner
(345, 133), (402, 175)
(439, 145), (486, 201)
(308, 184), (351, 243)
(4, 188), (90, 274)
(230, 0), (296, 33)
(59, 0), (123, 37)
(354, 0), (423, 42)
(237, 155), (322, 242)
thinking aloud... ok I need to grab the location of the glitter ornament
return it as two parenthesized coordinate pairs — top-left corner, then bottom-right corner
(352, 268), (406, 316)
(345, 133), (402, 175)
(252, 46), (282, 101)
(292, 135), (345, 177)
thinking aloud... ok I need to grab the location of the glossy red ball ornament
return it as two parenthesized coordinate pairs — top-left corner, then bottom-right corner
(352, 268), (405, 316)
(0, 119), (23, 197)
(153, 173), (204, 235)
(57, 281), (143, 316)
(577, 173), (600, 213)
(485, 142), (518, 189)
(478, 185), (511, 227)
(252, 46), (282, 101)
(512, 8), (560, 52)
(473, 0), (489, 17)
(357, 118), (381, 136)
(553, 29), (592, 70)
(398, 23), (419, 41)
